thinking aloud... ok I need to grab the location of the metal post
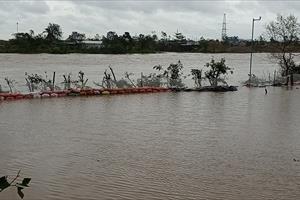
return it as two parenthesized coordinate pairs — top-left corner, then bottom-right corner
(249, 16), (261, 86)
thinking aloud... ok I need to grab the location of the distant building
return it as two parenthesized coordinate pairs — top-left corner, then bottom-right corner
(180, 40), (199, 46)
(224, 36), (240, 45)
(64, 40), (102, 49)
(81, 40), (102, 49)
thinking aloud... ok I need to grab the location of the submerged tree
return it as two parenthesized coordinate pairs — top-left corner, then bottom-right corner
(153, 60), (185, 88)
(93, 67), (132, 89)
(191, 69), (203, 88)
(25, 72), (56, 92)
(124, 72), (136, 87)
(62, 73), (73, 90)
(4, 77), (16, 93)
(166, 60), (185, 88)
(75, 71), (88, 89)
(100, 68), (115, 89)
(266, 14), (300, 85)
(137, 73), (163, 87)
(204, 58), (233, 86)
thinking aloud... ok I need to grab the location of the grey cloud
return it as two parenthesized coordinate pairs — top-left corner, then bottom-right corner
(0, 0), (300, 40)
(0, 0), (49, 14)
(73, 0), (231, 15)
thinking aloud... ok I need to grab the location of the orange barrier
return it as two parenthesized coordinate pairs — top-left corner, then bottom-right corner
(0, 93), (24, 100)
(0, 87), (170, 102)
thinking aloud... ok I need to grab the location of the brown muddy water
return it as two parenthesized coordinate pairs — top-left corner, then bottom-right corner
(0, 53), (300, 199)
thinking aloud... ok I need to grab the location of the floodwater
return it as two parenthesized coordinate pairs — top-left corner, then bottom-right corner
(0, 53), (278, 91)
(0, 53), (300, 200)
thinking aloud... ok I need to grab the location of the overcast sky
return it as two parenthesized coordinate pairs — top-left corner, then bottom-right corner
(0, 0), (300, 40)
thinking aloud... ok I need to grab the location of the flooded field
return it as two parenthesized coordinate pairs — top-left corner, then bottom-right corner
(1, 53), (300, 199)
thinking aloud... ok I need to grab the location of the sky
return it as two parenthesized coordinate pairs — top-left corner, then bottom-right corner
(0, 0), (300, 40)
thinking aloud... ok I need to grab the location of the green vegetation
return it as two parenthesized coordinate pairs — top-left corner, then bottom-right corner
(2, 20), (300, 54)
(152, 60), (185, 88)
(204, 58), (233, 86)
(1, 58), (236, 94)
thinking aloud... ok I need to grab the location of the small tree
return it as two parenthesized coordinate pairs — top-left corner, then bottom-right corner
(266, 14), (300, 85)
(204, 58), (233, 86)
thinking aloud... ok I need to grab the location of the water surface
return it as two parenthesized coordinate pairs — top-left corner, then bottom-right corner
(0, 53), (300, 199)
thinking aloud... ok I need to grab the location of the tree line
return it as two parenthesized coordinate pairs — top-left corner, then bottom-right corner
(2, 19), (300, 54)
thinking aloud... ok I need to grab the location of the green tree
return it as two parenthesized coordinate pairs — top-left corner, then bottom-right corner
(204, 58), (233, 86)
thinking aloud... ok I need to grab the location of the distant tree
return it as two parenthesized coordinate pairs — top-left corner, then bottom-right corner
(101, 31), (125, 53)
(122, 32), (132, 42)
(258, 35), (266, 45)
(161, 31), (168, 41)
(29, 30), (34, 37)
(106, 31), (118, 41)
(94, 34), (101, 41)
(266, 14), (300, 85)
(174, 32), (185, 42)
(121, 32), (133, 51)
(44, 23), (63, 41)
(13, 32), (33, 41)
(67, 32), (86, 43)
(204, 58), (233, 86)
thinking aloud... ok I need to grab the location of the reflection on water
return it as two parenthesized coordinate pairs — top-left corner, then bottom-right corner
(1, 87), (300, 199)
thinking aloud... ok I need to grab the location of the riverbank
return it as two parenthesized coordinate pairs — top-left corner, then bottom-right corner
(2, 39), (300, 54)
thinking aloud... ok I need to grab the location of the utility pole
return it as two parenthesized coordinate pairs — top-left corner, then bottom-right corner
(221, 13), (227, 41)
(249, 16), (261, 86)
